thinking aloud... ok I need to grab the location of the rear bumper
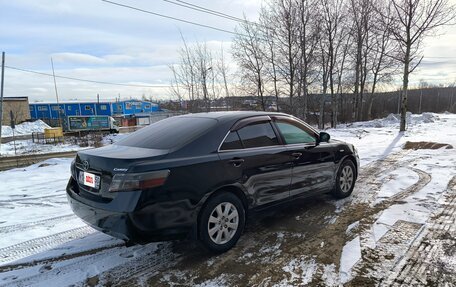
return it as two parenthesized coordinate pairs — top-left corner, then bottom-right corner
(67, 191), (132, 241)
(66, 178), (194, 243)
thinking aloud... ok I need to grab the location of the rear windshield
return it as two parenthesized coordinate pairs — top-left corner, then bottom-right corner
(115, 116), (217, 150)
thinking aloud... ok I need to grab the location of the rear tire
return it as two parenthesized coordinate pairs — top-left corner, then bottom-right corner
(332, 160), (356, 199)
(198, 192), (245, 253)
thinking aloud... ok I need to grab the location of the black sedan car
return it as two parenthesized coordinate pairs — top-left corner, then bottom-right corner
(67, 111), (359, 252)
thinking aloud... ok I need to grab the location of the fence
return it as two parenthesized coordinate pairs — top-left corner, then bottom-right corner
(31, 132), (64, 145)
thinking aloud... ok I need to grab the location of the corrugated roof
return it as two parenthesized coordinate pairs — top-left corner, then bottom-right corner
(30, 99), (158, 105)
(3, 97), (29, 101)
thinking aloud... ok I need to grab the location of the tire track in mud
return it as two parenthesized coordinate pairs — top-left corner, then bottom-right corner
(116, 153), (414, 285)
(140, 151), (419, 286)
(0, 195), (68, 210)
(0, 246), (127, 287)
(348, 167), (432, 286)
(0, 214), (75, 234)
(96, 242), (178, 286)
(386, 175), (456, 287)
(0, 242), (125, 273)
(0, 150), (428, 287)
(0, 242), (177, 287)
(0, 226), (94, 265)
(351, 150), (413, 203)
(0, 194), (66, 204)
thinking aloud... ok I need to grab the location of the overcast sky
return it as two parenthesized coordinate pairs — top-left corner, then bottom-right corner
(2, 0), (456, 103)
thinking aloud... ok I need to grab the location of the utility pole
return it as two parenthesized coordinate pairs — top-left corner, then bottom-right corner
(51, 57), (62, 128)
(0, 52), (5, 154)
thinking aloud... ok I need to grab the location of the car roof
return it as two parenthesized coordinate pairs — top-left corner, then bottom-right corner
(176, 111), (289, 123)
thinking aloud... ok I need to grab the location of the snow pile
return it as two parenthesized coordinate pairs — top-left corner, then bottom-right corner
(340, 112), (440, 128)
(1, 120), (51, 137)
(102, 132), (130, 145)
(408, 112), (439, 124)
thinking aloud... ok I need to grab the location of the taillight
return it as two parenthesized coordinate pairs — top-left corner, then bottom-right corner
(108, 170), (170, 192)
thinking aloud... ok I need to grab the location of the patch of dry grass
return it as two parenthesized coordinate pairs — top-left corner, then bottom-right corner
(403, 141), (453, 150)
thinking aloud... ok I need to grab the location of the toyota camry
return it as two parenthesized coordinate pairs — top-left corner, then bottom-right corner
(67, 111), (359, 252)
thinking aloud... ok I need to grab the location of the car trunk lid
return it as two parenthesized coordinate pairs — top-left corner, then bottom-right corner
(73, 145), (168, 199)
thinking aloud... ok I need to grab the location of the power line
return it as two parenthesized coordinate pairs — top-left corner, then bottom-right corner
(162, 0), (262, 27)
(163, 0), (241, 22)
(5, 65), (171, 88)
(175, 0), (246, 22)
(101, 0), (243, 36)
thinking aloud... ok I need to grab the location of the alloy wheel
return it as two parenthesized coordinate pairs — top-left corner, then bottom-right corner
(207, 202), (239, 245)
(339, 165), (354, 193)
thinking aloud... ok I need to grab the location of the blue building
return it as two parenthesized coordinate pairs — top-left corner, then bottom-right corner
(29, 99), (160, 120)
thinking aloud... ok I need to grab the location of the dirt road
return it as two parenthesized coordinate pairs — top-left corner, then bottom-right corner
(0, 149), (454, 287)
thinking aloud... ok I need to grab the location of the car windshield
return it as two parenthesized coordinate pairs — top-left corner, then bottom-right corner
(115, 116), (217, 150)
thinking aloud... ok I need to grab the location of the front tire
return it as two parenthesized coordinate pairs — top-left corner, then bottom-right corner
(332, 159), (356, 199)
(198, 192), (245, 253)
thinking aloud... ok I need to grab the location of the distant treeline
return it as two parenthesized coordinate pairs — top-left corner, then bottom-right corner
(160, 86), (456, 127)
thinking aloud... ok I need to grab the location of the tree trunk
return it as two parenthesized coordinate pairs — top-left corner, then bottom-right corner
(319, 85), (327, 129)
(319, 95), (325, 129)
(400, 58), (409, 131)
(354, 33), (362, 121)
(272, 61), (280, 112)
(258, 73), (266, 111)
(367, 94), (374, 120)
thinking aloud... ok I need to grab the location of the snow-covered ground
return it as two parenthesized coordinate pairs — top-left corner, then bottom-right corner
(1, 120), (81, 157)
(1, 120), (50, 138)
(328, 112), (452, 166)
(0, 131), (129, 157)
(0, 113), (454, 286)
(0, 140), (83, 157)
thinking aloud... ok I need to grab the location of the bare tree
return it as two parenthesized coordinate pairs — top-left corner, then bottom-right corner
(260, 7), (282, 112)
(366, 1), (400, 119)
(296, 0), (321, 120)
(194, 42), (214, 112)
(320, 0), (349, 128)
(318, 33), (330, 129)
(170, 36), (230, 112)
(270, 0), (300, 113)
(169, 34), (198, 111)
(388, 0), (455, 131)
(217, 44), (231, 101)
(233, 18), (268, 111)
(169, 64), (183, 103)
(348, 0), (374, 121)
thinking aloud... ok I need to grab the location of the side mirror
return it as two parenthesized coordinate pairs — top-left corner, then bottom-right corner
(318, 132), (330, 143)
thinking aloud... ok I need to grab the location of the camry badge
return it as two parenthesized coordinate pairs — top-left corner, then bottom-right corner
(113, 168), (128, 172)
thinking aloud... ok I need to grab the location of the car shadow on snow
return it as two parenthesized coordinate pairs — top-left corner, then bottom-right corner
(145, 193), (345, 286)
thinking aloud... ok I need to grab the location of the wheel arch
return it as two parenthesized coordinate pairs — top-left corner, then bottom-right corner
(195, 184), (249, 239)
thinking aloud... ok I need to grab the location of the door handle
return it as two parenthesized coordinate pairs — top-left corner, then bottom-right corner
(229, 158), (244, 167)
(291, 152), (302, 159)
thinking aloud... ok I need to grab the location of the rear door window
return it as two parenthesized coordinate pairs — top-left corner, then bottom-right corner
(220, 131), (243, 150)
(237, 122), (279, 148)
